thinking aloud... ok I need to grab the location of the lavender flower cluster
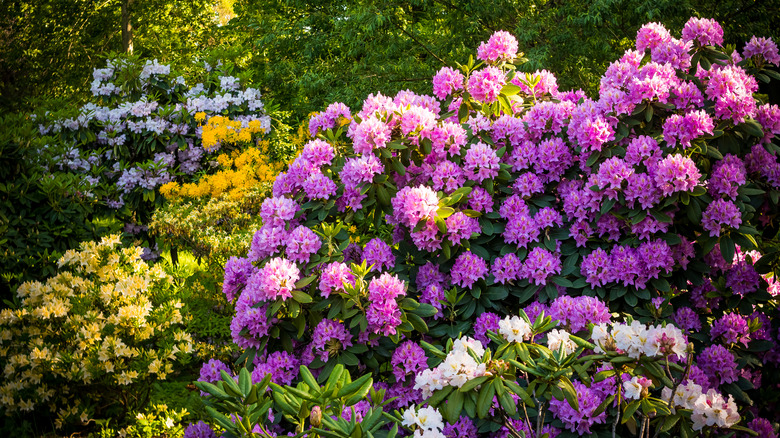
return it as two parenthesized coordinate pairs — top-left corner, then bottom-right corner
(215, 16), (779, 438)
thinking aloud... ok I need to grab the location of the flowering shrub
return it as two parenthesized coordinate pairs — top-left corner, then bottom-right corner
(36, 56), (273, 234)
(201, 17), (780, 437)
(0, 235), (194, 430)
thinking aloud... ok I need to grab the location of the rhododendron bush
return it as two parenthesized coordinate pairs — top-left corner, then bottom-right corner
(35, 57), (273, 245)
(197, 17), (780, 438)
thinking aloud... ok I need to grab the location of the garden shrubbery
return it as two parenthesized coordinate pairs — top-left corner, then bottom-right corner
(193, 17), (780, 438)
(0, 235), (194, 432)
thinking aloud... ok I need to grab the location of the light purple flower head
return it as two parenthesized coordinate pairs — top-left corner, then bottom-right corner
(319, 262), (355, 297)
(432, 67), (465, 100)
(362, 238), (395, 271)
(743, 36), (780, 66)
(702, 198), (742, 237)
(451, 252), (488, 289)
(286, 225), (322, 264)
(477, 31), (519, 63)
(223, 257), (256, 302)
(311, 319), (353, 362)
(711, 313), (751, 347)
(698, 344), (739, 387)
(681, 17), (724, 47)
(467, 66), (506, 103)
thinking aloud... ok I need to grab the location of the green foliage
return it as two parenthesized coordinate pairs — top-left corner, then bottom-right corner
(197, 365), (399, 438)
(227, 0), (780, 120)
(0, 111), (110, 298)
(0, 0), (234, 113)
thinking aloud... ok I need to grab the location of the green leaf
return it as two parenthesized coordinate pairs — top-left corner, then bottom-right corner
(459, 375), (490, 392)
(295, 275), (317, 289)
(720, 236), (735, 265)
(476, 379), (496, 418)
(622, 400), (641, 423)
(238, 367), (252, 397)
(444, 389), (464, 424)
(291, 289), (313, 304)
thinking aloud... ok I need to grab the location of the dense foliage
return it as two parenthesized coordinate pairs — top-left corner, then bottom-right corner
(196, 18), (780, 438)
(0, 235), (194, 431)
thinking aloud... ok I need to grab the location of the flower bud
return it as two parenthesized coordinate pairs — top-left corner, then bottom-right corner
(310, 405), (322, 427)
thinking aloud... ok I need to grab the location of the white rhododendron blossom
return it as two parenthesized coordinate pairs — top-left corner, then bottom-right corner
(591, 321), (687, 359)
(661, 382), (740, 430)
(623, 376), (652, 400)
(499, 315), (532, 343)
(414, 336), (488, 396)
(403, 405), (446, 438)
(662, 381), (703, 411)
(546, 329), (577, 356)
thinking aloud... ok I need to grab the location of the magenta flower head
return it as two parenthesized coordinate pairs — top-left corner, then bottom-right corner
(467, 66), (506, 103)
(681, 17), (724, 47)
(300, 139), (335, 167)
(636, 22), (672, 52)
(652, 153), (701, 196)
(311, 319), (353, 362)
(432, 67), (465, 100)
(477, 30), (519, 64)
(260, 196), (300, 228)
(662, 110), (714, 149)
(351, 118), (392, 154)
(463, 142), (500, 183)
(246, 257), (300, 302)
(391, 185), (439, 229)
(319, 262), (354, 298)
(711, 313), (751, 347)
(362, 238), (395, 271)
(451, 251), (488, 289)
(286, 225), (322, 264)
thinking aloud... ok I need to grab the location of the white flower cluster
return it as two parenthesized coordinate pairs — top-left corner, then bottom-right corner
(661, 382), (740, 430)
(591, 320), (687, 359)
(546, 329), (577, 355)
(623, 376), (652, 400)
(414, 337), (487, 398)
(402, 406), (446, 438)
(499, 315), (532, 343)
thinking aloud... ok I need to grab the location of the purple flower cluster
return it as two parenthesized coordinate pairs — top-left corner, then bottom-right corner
(319, 262), (355, 297)
(309, 102), (352, 136)
(311, 319), (353, 362)
(477, 31), (518, 64)
(582, 240), (674, 289)
(183, 421), (216, 438)
(451, 252), (488, 289)
(467, 66), (506, 103)
(711, 313), (751, 347)
(245, 257), (300, 301)
(662, 110), (714, 148)
(222, 256), (256, 302)
(681, 17), (724, 47)
(362, 238), (395, 271)
(473, 312), (501, 344)
(549, 380), (607, 435)
(702, 198), (742, 237)
(699, 344), (739, 387)
(391, 341), (428, 381)
(548, 295), (611, 333)
(252, 351), (300, 386)
(432, 67), (465, 100)
(367, 273), (406, 336)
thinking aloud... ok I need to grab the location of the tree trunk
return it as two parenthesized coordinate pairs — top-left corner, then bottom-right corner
(121, 0), (134, 54)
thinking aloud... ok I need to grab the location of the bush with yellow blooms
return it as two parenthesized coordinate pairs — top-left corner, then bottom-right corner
(0, 235), (194, 430)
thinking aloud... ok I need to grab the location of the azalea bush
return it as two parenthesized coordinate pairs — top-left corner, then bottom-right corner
(35, 56), (273, 244)
(192, 17), (780, 438)
(0, 235), (194, 432)
(151, 123), (305, 266)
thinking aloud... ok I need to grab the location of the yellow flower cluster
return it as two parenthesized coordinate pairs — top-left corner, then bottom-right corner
(200, 115), (266, 152)
(0, 235), (193, 427)
(160, 141), (283, 201)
